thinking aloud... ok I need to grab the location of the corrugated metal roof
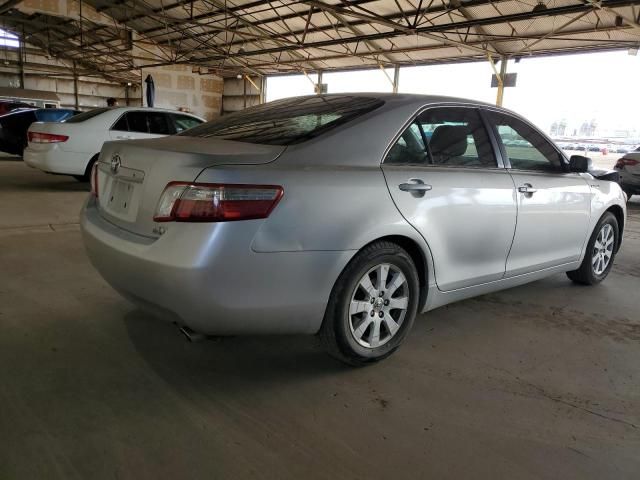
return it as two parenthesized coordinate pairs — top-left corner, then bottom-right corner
(0, 87), (60, 102)
(0, 0), (638, 80)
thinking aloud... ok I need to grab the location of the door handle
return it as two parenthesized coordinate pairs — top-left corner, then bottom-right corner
(518, 184), (538, 194)
(116, 135), (131, 140)
(399, 179), (432, 198)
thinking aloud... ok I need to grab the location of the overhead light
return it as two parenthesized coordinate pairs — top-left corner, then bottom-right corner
(629, 46), (639, 56)
(236, 74), (243, 79)
(532, 1), (547, 13)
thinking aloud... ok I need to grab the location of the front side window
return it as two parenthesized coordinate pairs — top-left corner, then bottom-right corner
(488, 111), (564, 172)
(384, 107), (496, 167)
(180, 95), (384, 145)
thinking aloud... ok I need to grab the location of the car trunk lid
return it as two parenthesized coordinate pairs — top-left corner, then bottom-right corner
(95, 136), (285, 237)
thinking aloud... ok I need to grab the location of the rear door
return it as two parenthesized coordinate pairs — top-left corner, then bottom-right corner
(382, 106), (517, 291)
(485, 110), (591, 276)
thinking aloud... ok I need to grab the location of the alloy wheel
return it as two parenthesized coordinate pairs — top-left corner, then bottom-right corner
(592, 223), (615, 275)
(348, 263), (409, 348)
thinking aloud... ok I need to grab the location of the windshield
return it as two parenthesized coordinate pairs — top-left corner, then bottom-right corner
(65, 108), (110, 123)
(180, 95), (384, 145)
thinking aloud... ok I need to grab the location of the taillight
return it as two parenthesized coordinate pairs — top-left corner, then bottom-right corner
(154, 182), (284, 222)
(28, 131), (69, 143)
(615, 158), (639, 169)
(90, 162), (99, 198)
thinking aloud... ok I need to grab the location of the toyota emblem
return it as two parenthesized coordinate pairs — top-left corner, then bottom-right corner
(111, 154), (121, 173)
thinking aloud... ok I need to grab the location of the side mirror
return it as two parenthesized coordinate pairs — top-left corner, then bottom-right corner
(569, 155), (592, 173)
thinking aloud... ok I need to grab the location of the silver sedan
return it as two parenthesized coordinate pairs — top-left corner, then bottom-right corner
(81, 94), (627, 365)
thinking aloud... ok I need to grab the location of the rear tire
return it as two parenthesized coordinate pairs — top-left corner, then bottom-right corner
(74, 154), (99, 182)
(567, 212), (619, 285)
(319, 241), (420, 366)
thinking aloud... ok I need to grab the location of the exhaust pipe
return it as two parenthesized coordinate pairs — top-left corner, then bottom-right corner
(179, 325), (206, 342)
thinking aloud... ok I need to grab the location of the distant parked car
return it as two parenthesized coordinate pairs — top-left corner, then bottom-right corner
(0, 100), (33, 115)
(614, 151), (640, 199)
(0, 108), (78, 156)
(81, 94), (626, 365)
(615, 147), (629, 154)
(24, 107), (204, 181)
(588, 145), (601, 152)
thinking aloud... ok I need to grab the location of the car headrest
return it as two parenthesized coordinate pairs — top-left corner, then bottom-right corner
(429, 125), (468, 159)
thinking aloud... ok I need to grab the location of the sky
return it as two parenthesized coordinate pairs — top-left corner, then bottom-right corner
(0, 28), (19, 48)
(265, 50), (640, 138)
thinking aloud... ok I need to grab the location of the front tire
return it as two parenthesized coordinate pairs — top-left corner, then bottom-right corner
(567, 212), (619, 285)
(320, 241), (420, 366)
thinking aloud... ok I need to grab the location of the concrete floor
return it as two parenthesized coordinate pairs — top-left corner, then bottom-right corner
(1, 156), (639, 479)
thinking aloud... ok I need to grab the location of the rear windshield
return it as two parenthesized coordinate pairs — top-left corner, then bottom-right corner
(180, 95), (384, 145)
(65, 108), (110, 123)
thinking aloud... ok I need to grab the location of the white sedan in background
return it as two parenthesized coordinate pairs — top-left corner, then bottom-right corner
(24, 107), (204, 181)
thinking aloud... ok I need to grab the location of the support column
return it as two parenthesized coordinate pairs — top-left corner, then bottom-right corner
(18, 43), (25, 89)
(317, 70), (323, 94)
(243, 75), (247, 109)
(260, 76), (266, 104)
(19, 26), (25, 89)
(496, 56), (507, 107)
(73, 61), (79, 109)
(392, 65), (400, 94)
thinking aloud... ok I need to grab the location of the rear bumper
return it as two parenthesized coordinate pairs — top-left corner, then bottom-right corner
(23, 146), (90, 176)
(80, 197), (352, 335)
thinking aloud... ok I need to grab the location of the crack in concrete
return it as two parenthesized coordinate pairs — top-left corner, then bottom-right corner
(468, 356), (638, 430)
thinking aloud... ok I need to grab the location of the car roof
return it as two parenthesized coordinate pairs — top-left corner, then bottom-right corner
(281, 92), (495, 109)
(106, 106), (204, 118)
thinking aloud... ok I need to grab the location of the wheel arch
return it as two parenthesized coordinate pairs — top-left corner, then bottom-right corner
(84, 153), (100, 176)
(605, 204), (624, 253)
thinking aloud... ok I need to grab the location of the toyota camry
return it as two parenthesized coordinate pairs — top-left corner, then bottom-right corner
(81, 94), (626, 365)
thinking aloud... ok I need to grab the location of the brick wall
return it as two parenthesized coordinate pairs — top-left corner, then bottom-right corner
(140, 65), (223, 121)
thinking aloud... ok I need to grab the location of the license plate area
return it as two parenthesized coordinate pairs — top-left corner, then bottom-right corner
(97, 162), (145, 222)
(107, 179), (134, 214)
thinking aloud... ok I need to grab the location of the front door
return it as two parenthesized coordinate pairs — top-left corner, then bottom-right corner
(486, 110), (592, 276)
(382, 106), (517, 291)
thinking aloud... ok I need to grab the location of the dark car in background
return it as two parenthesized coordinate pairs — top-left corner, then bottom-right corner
(615, 148), (640, 199)
(0, 101), (34, 115)
(0, 108), (79, 156)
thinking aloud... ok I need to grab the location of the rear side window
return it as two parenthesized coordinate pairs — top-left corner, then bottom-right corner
(65, 108), (110, 123)
(112, 111), (175, 134)
(123, 112), (149, 133)
(180, 95), (384, 145)
(384, 107), (496, 167)
(112, 114), (128, 131)
(488, 111), (564, 172)
(172, 114), (202, 132)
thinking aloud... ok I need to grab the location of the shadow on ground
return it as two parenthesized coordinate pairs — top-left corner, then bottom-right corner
(124, 310), (351, 389)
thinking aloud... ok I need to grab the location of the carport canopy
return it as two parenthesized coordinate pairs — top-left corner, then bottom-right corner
(0, 0), (638, 82)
